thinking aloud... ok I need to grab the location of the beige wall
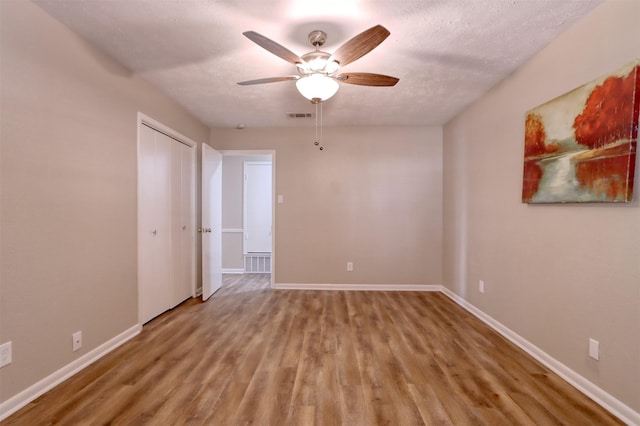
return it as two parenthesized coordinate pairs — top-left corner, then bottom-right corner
(0, 1), (208, 402)
(443, 0), (640, 412)
(221, 154), (272, 270)
(211, 126), (443, 285)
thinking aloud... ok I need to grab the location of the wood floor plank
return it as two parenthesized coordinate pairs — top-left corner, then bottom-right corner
(338, 384), (370, 426)
(263, 367), (297, 426)
(3, 274), (624, 425)
(408, 383), (455, 425)
(286, 405), (315, 426)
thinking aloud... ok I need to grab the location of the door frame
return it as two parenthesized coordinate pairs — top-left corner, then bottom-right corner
(136, 112), (198, 324)
(221, 150), (276, 288)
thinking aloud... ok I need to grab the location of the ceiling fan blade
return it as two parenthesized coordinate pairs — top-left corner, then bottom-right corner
(336, 73), (399, 86)
(243, 31), (304, 65)
(329, 25), (390, 67)
(237, 76), (299, 86)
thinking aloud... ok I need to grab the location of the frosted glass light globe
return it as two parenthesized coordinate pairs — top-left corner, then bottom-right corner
(296, 74), (339, 102)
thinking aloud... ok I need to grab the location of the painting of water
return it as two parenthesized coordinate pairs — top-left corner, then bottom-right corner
(522, 61), (639, 203)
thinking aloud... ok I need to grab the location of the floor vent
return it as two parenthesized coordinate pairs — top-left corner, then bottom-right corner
(244, 254), (271, 273)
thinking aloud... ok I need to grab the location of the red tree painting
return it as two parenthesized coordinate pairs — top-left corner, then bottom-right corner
(573, 66), (640, 149)
(522, 113), (546, 200)
(522, 61), (639, 203)
(524, 113), (547, 157)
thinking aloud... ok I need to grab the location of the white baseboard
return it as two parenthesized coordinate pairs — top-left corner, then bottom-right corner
(222, 268), (244, 274)
(0, 324), (142, 422)
(273, 283), (442, 291)
(440, 287), (639, 426)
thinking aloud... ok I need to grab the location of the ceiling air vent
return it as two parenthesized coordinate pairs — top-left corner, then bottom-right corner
(287, 113), (314, 119)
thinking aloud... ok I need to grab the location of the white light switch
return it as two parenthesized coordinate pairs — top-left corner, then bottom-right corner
(277, 194), (284, 204)
(589, 338), (599, 360)
(0, 342), (12, 368)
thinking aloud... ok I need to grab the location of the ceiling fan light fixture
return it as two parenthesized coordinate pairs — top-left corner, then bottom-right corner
(325, 60), (340, 74)
(296, 73), (339, 102)
(308, 57), (327, 71)
(300, 50), (333, 73)
(239, 25), (397, 105)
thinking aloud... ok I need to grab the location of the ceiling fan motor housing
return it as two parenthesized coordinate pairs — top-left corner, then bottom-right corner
(297, 30), (339, 75)
(299, 51), (334, 74)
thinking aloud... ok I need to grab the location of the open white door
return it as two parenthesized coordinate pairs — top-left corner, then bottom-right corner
(201, 144), (222, 301)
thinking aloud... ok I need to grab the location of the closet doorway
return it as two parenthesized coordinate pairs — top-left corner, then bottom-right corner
(137, 113), (196, 324)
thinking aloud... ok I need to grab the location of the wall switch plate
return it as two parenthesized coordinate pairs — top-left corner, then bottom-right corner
(347, 262), (353, 272)
(479, 280), (485, 293)
(277, 194), (284, 204)
(72, 331), (82, 352)
(589, 338), (599, 360)
(0, 342), (12, 368)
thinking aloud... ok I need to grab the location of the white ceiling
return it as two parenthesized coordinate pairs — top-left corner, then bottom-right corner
(34, 0), (602, 129)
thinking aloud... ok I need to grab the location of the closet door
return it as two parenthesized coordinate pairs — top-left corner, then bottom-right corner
(170, 141), (194, 306)
(139, 126), (173, 324)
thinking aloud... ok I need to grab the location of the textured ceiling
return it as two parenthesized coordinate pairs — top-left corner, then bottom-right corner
(34, 0), (602, 129)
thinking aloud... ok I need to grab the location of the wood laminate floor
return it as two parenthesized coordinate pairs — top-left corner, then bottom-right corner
(3, 274), (622, 425)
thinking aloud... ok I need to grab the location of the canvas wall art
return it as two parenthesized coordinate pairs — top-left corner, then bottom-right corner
(522, 61), (639, 203)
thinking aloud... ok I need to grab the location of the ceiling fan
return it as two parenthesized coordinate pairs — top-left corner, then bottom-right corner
(237, 25), (399, 104)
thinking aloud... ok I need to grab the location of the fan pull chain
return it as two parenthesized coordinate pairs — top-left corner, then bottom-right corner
(313, 102), (324, 151)
(319, 102), (324, 151)
(314, 102), (319, 146)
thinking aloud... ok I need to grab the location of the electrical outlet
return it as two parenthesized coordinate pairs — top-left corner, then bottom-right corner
(479, 280), (485, 293)
(589, 338), (599, 360)
(347, 262), (353, 272)
(0, 342), (12, 368)
(72, 331), (82, 352)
